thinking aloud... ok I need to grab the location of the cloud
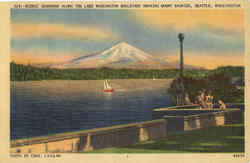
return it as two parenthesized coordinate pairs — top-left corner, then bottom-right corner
(131, 10), (244, 32)
(164, 52), (244, 69)
(12, 23), (118, 42)
(11, 51), (77, 64)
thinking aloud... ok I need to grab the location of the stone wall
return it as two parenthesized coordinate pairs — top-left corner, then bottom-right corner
(164, 109), (243, 132)
(10, 119), (167, 153)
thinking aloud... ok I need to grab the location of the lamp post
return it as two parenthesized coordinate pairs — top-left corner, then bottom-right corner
(178, 33), (185, 105)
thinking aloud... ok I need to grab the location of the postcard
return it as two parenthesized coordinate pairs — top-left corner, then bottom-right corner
(0, 0), (249, 163)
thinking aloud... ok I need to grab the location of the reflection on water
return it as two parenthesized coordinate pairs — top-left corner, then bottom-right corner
(103, 92), (113, 100)
(11, 80), (173, 140)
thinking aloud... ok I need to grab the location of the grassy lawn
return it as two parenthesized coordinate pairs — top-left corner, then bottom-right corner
(86, 123), (244, 153)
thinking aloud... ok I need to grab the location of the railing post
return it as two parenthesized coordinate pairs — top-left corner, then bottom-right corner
(139, 124), (149, 141)
(83, 134), (93, 152)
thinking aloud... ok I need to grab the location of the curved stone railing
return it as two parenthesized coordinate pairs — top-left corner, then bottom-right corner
(10, 119), (167, 153)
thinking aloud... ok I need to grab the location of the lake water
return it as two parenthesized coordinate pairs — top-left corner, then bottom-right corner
(11, 80), (173, 140)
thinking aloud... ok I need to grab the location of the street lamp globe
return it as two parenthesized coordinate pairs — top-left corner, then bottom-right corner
(178, 33), (184, 42)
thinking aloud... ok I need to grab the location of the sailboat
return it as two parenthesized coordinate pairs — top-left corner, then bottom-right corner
(104, 80), (114, 92)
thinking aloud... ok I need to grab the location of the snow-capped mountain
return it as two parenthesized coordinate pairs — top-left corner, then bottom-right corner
(53, 42), (197, 69)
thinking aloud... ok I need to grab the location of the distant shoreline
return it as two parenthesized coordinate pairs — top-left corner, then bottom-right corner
(10, 62), (244, 81)
(11, 79), (173, 93)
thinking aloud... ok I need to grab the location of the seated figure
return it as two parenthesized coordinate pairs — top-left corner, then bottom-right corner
(218, 100), (226, 110)
(196, 95), (206, 109)
(184, 93), (193, 105)
(205, 91), (214, 109)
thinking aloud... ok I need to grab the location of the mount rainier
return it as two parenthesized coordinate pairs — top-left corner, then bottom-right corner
(53, 42), (195, 69)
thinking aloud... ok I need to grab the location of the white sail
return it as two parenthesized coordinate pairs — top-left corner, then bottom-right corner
(104, 80), (112, 90)
(106, 80), (112, 89)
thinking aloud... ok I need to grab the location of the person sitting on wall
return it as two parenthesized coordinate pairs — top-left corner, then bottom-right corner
(205, 91), (214, 109)
(218, 100), (226, 110)
(184, 93), (193, 105)
(201, 89), (208, 108)
(196, 90), (207, 109)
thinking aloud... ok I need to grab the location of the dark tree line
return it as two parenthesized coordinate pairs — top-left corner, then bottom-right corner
(10, 62), (213, 81)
